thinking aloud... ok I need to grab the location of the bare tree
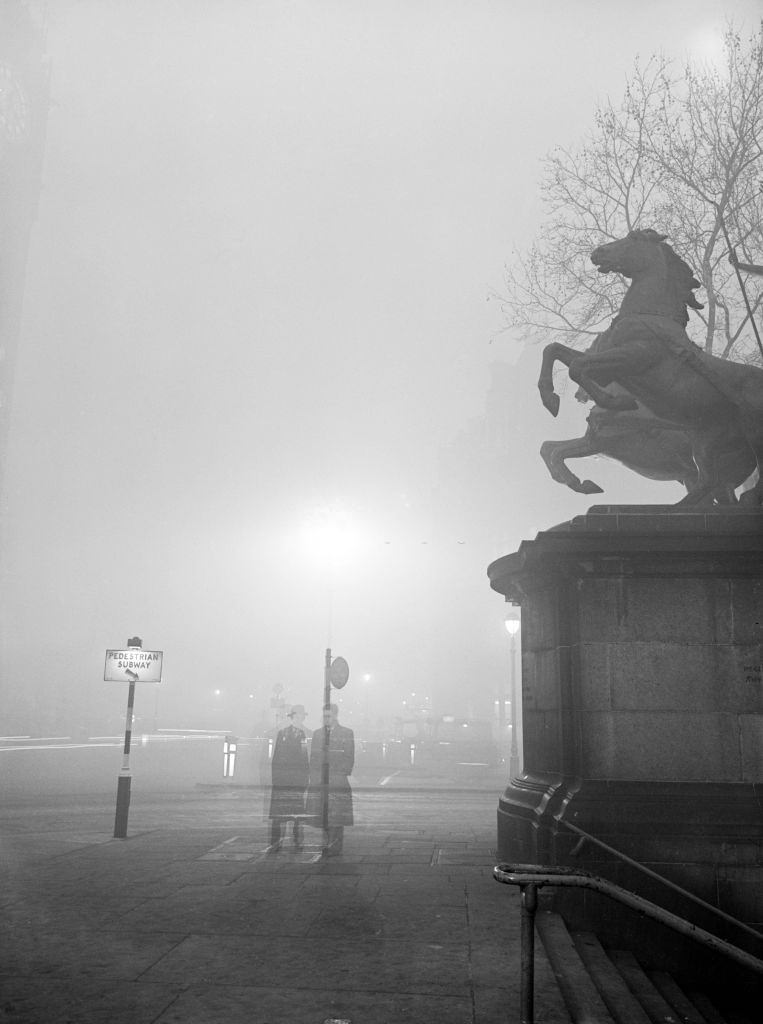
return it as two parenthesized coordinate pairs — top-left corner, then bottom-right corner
(500, 24), (763, 362)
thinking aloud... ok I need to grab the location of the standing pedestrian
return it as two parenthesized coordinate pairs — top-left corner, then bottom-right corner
(268, 704), (309, 850)
(307, 702), (354, 857)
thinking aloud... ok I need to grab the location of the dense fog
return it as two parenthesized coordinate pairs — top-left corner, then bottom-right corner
(1, 2), (755, 782)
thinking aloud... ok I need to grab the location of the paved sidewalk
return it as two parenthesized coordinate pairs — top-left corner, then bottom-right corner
(0, 785), (570, 1024)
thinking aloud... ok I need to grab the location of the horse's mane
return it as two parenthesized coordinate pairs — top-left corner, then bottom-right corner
(629, 229), (705, 314)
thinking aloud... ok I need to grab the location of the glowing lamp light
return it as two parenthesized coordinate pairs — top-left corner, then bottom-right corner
(504, 613), (520, 636)
(299, 503), (369, 573)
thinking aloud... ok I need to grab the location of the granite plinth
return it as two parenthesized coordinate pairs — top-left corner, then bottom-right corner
(487, 506), (763, 943)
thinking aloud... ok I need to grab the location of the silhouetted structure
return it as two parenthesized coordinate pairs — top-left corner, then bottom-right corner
(539, 230), (763, 506)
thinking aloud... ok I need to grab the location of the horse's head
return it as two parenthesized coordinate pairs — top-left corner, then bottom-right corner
(590, 229), (668, 278)
(590, 230), (704, 317)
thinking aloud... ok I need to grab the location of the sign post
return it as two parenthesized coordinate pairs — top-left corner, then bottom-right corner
(321, 649), (349, 856)
(107, 637), (163, 838)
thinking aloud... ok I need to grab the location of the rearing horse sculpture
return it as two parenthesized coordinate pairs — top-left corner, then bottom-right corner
(540, 331), (756, 502)
(540, 398), (755, 501)
(537, 229), (763, 506)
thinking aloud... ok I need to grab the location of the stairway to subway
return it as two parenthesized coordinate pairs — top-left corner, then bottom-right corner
(535, 910), (761, 1024)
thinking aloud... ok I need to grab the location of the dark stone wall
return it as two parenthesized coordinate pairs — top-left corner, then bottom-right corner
(488, 506), (763, 953)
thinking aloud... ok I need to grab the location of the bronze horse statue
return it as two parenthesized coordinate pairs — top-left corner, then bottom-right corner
(540, 400), (755, 500)
(540, 334), (756, 502)
(538, 229), (763, 506)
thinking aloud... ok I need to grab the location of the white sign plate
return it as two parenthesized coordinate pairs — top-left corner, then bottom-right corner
(104, 650), (163, 682)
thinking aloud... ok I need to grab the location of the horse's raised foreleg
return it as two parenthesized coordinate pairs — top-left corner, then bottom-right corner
(540, 437), (605, 494)
(567, 353), (639, 412)
(538, 342), (580, 417)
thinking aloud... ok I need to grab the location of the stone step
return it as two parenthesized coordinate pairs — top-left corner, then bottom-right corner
(535, 912), (754, 1024)
(685, 991), (733, 1024)
(571, 931), (652, 1024)
(536, 911), (615, 1024)
(609, 950), (686, 1024)
(649, 971), (712, 1024)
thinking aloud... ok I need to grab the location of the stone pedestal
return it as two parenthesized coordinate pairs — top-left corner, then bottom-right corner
(487, 507), (763, 944)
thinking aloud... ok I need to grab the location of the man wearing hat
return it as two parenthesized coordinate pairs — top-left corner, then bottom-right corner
(268, 704), (309, 850)
(306, 703), (355, 857)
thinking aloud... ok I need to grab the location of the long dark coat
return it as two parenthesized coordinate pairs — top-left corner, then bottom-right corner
(268, 724), (309, 820)
(306, 724), (354, 827)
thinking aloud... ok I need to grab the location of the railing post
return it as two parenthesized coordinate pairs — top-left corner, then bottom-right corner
(520, 882), (538, 1024)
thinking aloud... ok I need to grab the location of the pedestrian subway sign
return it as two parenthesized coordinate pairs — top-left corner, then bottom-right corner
(105, 650), (163, 683)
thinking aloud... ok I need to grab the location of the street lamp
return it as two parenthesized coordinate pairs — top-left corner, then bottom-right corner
(300, 504), (358, 859)
(299, 502), (368, 646)
(299, 503), (366, 574)
(504, 610), (521, 779)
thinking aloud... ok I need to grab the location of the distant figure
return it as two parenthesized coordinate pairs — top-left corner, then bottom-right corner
(268, 704), (309, 850)
(307, 703), (354, 857)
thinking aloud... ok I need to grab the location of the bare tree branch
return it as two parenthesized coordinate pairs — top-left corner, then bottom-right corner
(499, 23), (763, 363)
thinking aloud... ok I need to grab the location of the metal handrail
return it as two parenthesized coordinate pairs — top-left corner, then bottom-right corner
(560, 818), (763, 945)
(493, 863), (763, 1024)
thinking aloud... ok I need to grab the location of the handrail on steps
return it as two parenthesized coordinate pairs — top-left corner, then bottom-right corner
(559, 818), (763, 946)
(493, 862), (763, 1024)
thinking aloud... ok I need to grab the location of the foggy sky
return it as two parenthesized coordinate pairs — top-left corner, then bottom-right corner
(2, 1), (760, 735)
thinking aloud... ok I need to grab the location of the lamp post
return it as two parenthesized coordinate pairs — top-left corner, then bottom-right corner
(504, 611), (521, 779)
(300, 503), (358, 858)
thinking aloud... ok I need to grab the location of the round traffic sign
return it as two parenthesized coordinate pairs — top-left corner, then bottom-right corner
(329, 656), (349, 689)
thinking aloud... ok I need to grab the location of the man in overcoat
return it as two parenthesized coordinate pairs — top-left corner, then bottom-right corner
(268, 704), (309, 849)
(306, 702), (354, 856)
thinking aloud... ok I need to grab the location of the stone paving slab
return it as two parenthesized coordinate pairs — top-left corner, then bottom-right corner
(117, 895), (318, 939)
(0, 788), (543, 1024)
(3, 928), (187, 983)
(154, 985), (476, 1024)
(0, 980), (182, 1024)
(140, 933), (473, 994)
